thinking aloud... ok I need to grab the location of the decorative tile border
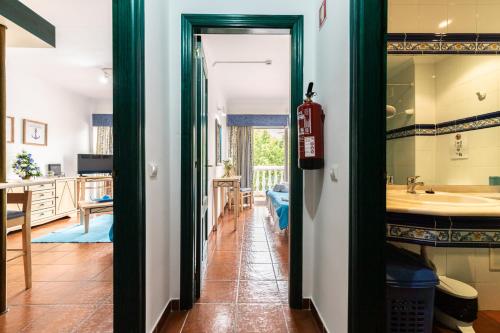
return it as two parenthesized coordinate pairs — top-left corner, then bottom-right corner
(387, 111), (500, 140)
(387, 213), (500, 248)
(388, 33), (500, 54)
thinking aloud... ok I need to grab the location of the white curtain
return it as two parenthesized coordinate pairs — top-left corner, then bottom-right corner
(229, 126), (253, 189)
(96, 127), (113, 155)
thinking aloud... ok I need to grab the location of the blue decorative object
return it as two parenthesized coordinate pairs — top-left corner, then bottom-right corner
(227, 114), (288, 127)
(32, 214), (113, 243)
(92, 114), (113, 127)
(95, 194), (113, 203)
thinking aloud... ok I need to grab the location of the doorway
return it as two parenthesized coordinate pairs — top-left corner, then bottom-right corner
(180, 14), (304, 310)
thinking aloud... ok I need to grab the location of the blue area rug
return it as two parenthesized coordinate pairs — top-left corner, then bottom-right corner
(32, 214), (113, 243)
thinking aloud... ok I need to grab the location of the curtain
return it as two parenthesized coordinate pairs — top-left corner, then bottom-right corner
(229, 126), (253, 189)
(96, 127), (113, 155)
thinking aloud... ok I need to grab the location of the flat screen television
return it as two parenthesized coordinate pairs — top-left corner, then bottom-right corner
(77, 154), (113, 175)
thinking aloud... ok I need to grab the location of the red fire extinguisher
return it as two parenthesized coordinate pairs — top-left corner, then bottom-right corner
(297, 82), (325, 170)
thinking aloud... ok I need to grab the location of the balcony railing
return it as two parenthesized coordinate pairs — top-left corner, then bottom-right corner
(253, 166), (286, 193)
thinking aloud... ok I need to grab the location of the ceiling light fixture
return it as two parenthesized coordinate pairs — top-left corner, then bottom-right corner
(99, 68), (113, 84)
(438, 19), (452, 29)
(212, 59), (272, 67)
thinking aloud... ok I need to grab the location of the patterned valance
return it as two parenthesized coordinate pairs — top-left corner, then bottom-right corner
(227, 114), (288, 127)
(92, 114), (113, 127)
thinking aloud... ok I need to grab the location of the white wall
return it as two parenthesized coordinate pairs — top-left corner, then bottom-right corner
(310, 0), (350, 331)
(5, 64), (92, 178)
(145, 0), (171, 331)
(91, 99), (113, 114)
(202, 36), (230, 232)
(227, 99), (290, 115)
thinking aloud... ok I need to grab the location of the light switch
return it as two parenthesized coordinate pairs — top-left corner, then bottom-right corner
(148, 162), (158, 178)
(330, 164), (339, 182)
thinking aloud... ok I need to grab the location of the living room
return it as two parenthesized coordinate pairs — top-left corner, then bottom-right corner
(1, 0), (114, 331)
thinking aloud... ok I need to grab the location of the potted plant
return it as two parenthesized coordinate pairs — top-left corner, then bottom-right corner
(12, 151), (42, 180)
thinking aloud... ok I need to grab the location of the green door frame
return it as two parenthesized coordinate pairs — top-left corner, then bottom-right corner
(180, 14), (304, 310)
(112, 0), (146, 331)
(349, 0), (387, 332)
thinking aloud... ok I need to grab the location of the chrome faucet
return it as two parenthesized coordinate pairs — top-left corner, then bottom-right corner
(407, 176), (424, 194)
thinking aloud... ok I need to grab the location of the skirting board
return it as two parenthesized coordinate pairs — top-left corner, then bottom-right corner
(152, 299), (180, 333)
(303, 298), (328, 333)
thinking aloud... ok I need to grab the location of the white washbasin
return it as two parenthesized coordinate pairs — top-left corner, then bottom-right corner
(387, 190), (499, 206)
(387, 190), (500, 216)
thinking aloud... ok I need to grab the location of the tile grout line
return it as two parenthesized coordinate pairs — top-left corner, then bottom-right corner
(234, 208), (248, 333)
(262, 203), (291, 333)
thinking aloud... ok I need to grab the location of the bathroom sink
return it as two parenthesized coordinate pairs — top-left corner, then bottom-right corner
(387, 191), (498, 206)
(387, 190), (500, 216)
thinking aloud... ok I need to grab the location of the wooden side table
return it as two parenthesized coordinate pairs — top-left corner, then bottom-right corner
(212, 176), (241, 230)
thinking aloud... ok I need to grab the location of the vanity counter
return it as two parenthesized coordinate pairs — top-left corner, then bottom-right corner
(387, 189), (500, 248)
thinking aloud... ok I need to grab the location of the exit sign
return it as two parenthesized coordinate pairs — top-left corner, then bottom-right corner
(319, 0), (327, 29)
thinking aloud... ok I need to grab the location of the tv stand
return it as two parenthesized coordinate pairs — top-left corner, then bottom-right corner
(77, 175), (113, 203)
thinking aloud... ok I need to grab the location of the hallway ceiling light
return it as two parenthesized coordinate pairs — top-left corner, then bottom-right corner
(212, 59), (272, 67)
(99, 68), (113, 84)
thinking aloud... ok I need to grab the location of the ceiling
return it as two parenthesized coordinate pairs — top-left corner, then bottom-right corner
(6, 0), (112, 100)
(201, 34), (291, 114)
(389, 0), (500, 33)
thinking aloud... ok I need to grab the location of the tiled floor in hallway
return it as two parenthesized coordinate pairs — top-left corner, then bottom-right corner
(161, 200), (321, 333)
(1, 215), (113, 333)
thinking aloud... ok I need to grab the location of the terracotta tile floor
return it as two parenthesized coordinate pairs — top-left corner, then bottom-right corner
(1, 215), (113, 333)
(160, 200), (321, 333)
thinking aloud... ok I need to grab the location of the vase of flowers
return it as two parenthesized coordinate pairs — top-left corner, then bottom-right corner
(223, 159), (234, 178)
(12, 151), (42, 180)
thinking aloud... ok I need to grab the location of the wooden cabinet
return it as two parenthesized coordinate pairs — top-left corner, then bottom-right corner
(7, 178), (78, 233)
(55, 179), (77, 215)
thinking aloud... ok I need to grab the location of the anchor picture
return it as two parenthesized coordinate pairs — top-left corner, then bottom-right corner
(23, 119), (47, 146)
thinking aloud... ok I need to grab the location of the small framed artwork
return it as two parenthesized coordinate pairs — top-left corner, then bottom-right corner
(6, 116), (14, 143)
(23, 119), (48, 146)
(215, 120), (222, 166)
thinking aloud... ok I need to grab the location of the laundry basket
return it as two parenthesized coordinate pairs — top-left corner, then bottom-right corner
(386, 244), (439, 333)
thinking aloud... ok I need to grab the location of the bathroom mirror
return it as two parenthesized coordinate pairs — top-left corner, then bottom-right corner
(387, 54), (500, 186)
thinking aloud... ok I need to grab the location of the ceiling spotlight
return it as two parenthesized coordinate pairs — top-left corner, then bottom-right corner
(100, 68), (113, 84)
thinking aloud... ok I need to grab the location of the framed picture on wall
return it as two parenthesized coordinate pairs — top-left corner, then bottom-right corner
(23, 119), (48, 146)
(6, 116), (14, 143)
(215, 119), (222, 166)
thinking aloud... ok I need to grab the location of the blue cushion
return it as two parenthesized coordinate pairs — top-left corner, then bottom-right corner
(7, 210), (25, 220)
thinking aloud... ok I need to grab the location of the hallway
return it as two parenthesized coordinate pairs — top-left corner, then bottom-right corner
(160, 201), (321, 333)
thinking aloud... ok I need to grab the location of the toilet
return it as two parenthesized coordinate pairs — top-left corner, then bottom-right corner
(434, 276), (478, 333)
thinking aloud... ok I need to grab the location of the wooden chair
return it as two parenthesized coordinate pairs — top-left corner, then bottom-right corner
(240, 188), (254, 212)
(229, 188), (254, 212)
(6, 191), (32, 289)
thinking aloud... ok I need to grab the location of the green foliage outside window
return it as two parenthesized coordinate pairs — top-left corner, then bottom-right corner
(253, 129), (285, 166)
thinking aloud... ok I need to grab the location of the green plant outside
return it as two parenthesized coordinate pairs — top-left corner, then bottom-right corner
(253, 129), (285, 166)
